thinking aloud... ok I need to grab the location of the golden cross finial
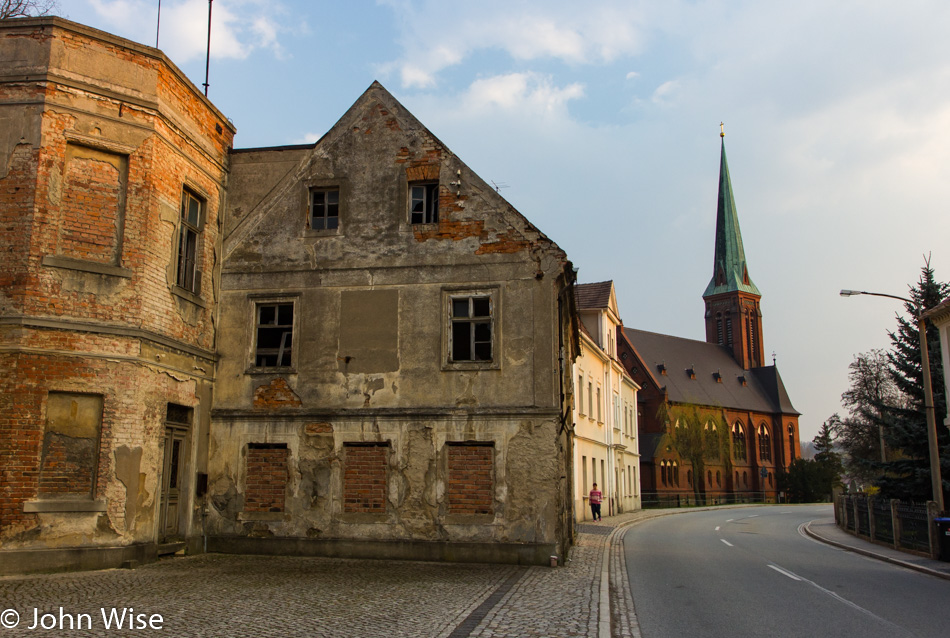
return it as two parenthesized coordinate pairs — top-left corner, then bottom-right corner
(720, 122), (725, 138)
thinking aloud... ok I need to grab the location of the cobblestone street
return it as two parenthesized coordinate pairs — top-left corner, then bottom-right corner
(0, 513), (661, 638)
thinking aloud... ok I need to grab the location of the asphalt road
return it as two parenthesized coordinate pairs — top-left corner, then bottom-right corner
(623, 504), (950, 638)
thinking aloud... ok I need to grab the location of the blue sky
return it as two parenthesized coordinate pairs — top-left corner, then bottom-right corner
(59, 0), (950, 441)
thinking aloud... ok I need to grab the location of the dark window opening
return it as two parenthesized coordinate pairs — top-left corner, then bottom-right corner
(310, 188), (339, 230)
(255, 303), (294, 367)
(176, 190), (203, 293)
(410, 182), (438, 224)
(451, 295), (492, 362)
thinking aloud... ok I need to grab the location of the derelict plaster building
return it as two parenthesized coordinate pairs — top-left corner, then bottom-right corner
(0, 18), (578, 573)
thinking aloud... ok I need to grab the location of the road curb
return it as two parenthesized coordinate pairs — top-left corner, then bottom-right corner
(802, 521), (950, 581)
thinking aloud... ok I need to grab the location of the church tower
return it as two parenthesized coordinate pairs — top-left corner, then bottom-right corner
(703, 130), (765, 370)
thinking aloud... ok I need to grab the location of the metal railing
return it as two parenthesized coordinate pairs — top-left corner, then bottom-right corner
(835, 494), (941, 559)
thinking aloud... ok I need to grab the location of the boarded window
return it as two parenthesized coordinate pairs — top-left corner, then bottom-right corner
(59, 144), (127, 265)
(245, 443), (288, 512)
(343, 443), (388, 514)
(38, 393), (103, 498)
(446, 443), (493, 515)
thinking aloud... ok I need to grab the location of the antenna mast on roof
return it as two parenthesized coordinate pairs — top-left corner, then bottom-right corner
(202, 0), (213, 96)
(155, 1), (161, 47)
(491, 180), (509, 192)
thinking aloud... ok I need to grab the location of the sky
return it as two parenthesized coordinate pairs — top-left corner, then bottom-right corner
(56, 0), (950, 442)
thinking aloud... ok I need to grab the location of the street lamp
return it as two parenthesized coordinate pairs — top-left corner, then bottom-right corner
(839, 289), (944, 512)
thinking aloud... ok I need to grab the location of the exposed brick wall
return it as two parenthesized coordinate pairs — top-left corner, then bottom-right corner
(253, 378), (302, 408)
(244, 445), (288, 512)
(37, 435), (96, 495)
(343, 444), (388, 514)
(446, 444), (493, 515)
(58, 149), (123, 264)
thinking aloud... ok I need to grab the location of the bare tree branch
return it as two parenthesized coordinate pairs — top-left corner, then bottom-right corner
(0, 0), (58, 20)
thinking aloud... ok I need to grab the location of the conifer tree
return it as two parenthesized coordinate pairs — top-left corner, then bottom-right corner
(875, 258), (950, 502)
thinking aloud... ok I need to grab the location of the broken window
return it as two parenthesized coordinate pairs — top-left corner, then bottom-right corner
(409, 181), (438, 224)
(176, 189), (203, 293)
(309, 188), (339, 230)
(255, 302), (294, 368)
(450, 294), (492, 362)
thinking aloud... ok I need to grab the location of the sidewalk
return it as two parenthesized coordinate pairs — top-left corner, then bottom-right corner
(803, 517), (950, 580)
(5, 506), (931, 637)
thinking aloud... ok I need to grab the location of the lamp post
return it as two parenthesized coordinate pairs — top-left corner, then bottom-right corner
(840, 289), (944, 511)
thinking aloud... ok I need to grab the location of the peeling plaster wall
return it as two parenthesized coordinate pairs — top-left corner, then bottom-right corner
(212, 83), (574, 561)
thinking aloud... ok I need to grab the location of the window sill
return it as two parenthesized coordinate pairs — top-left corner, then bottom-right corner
(245, 367), (297, 375)
(171, 285), (209, 309)
(24, 499), (107, 513)
(42, 255), (132, 278)
(442, 360), (500, 372)
(302, 228), (341, 238)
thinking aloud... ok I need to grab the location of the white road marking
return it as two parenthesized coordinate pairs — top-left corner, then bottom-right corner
(726, 519), (734, 523)
(715, 526), (721, 531)
(767, 561), (913, 635)
(748, 514), (759, 518)
(768, 564), (801, 581)
(720, 539), (733, 547)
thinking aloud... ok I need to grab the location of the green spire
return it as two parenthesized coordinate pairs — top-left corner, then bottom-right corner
(703, 137), (760, 298)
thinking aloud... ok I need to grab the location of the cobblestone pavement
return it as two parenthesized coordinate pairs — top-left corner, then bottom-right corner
(0, 509), (730, 638)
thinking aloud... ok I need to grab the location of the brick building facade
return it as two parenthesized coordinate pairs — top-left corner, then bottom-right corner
(620, 138), (800, 505)
(0, 17), (232, 573)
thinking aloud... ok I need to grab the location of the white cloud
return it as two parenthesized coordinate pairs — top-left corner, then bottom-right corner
(625, 71), (640, 80)
(461, 73), (584, 118)
(380, 1), (649, 88)
(84, 0), (290, 63)
(650, 79), (679, 104)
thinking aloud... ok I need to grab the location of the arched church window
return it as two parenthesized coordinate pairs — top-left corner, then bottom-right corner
(732, 422), (746, 461)
(758, 424), (771, 461)
(788, 424), (795, 461)
(716, 470), (721, 487)
(726, 317), (733, 346)
(716, 315), (724, 345)
(672, 461), (679, 486)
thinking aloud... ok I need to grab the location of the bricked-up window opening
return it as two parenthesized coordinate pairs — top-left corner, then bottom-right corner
(176, 189), (203, 293)
(758, 424), (771, 461)
(255, 302), (294, 367)
(245, 443), (288, 513)
(343, 443), (389, 513)
(39, 393), (103, 498)
(410, 181), (438, 224)
(310, 188), (339, 230)
(446, 443), (494, 515)
(450, 295), (492, 362)
(732, 422), (746, 461)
